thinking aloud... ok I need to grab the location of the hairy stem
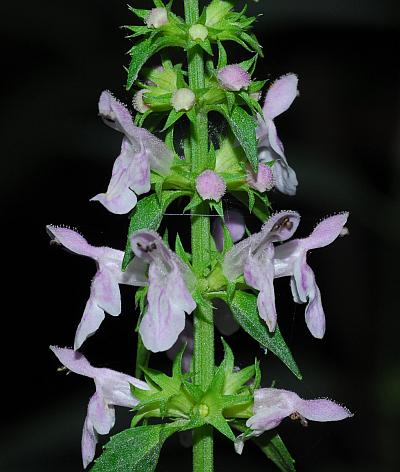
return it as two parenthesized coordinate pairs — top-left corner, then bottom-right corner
(185, 1), (214, 472)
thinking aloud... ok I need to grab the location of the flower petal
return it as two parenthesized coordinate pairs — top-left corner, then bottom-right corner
(74, 297), (105, 350)
(167, 319), (194, 373)
(301, 212), (349, 251)
(92, 270), (121, 317)
(95, 368), (148, 406)
(271, 156), (298, 196)
(46, 226), (100, 259)
(87, 391), (115, 436)
(140, 263), (195, 352)
(296, 397), (353, 422)
(262, 74), (299, 121)
(99, 91), (173, 176)
(81, 415), (97, 469)
(50, 346), (97, 378)
(244, 251), (277, 332)
(91, 138), (139, 214)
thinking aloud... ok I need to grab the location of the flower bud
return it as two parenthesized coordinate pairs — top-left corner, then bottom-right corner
(247, 163), (274, 192)
(132, 90), (150, 113)
(171, 88), (196, 111)
(189, 24), (208, 41)
(196, 170), (226, 202)
(217, 64), (251, 92)
(146, 8), (168, 28)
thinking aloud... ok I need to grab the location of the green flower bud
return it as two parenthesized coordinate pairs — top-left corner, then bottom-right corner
(189, 24), (208, 41)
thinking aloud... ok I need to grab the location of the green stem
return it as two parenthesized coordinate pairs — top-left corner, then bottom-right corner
(185, 1), (214, 472)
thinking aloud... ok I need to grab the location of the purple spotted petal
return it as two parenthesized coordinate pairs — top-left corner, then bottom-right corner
(223, 211), (300, 281)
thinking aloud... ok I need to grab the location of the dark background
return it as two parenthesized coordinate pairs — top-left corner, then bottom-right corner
(1, 0), (399, 471)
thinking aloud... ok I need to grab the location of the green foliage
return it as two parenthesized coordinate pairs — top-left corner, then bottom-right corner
(122, 190), (190, 270)
(229, 291), (302, 379)
(90, 420), (196, 472)
(254, 432), (296, 472)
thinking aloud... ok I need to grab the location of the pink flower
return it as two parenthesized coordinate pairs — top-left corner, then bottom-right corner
(257, 74), (299, 195)
(91, 91), (173, 214)
(248, 388), (352, 434)
(130, 230), (197, 352)
(217, 64), (251, 91)
(196, 170), (226, 201)
(50, 347), (149, 468)
(46, 225), (147, 349)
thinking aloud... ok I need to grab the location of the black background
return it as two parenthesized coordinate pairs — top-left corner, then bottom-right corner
(1, 1), (399, 471)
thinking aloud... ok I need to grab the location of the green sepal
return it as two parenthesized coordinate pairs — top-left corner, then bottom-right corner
(210, 200), (224, 219)
(125, 25), (152, 38)
(162, 227), (169, 245)
(248, 79), (267, 94)
(240, 31), (263, 56)
(225, 91), (236, 113)
(122, 190), (190, 270)
(174, 233), (191, 265)
(247, 190), (255, 212)
(127, 6), (149, 20)
(239, 54), (258, 73)
(217, 41), (227, 69)
(198, 38), (213, 55)
(183, 193), (203, 212)
(239, 91), (263, 116)
(186, 107), (197, 124)
(137, 109), (153, 127)
(162, 109), (184, 130)
(222, 224), (233, 255)
(229, 291), (302, 379)
(164, 125), (175, 153)
(134, 286), (148, 323)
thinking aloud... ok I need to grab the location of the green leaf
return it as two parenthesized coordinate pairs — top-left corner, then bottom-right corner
(122, 190), (190, 270)
(127, 37), (181, 90)
(253, 432), (296, 472)
(90, 421), (195, 472)
(213, 104), (258, 172)
(217, 41), (227, 69)
(229, 291), (302, 379)
(162, 109), (184, 130)
(240, 31), (264, 56)
(128, 7), (149, 20)
(210, 200), (224, 218)
(175, 233), (191, 265)
(239, 54), (258, 73)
